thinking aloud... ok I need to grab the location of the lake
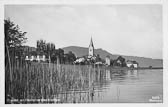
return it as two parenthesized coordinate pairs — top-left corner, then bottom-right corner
(92, 69), (163, 103)
(55, 68), (163, 103)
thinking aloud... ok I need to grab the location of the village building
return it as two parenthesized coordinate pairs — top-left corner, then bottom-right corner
(36, 55), (46, 62)
(126, 60), (139, 68)
(88, 37), (94, 58)
(105, 55), (110, 66)
(117, 59), (122, 65)
(25, 50), (48, 62)
(25, 55), (46, 62)
(95, 61), (103, 65)
(74, 57), (85, 64)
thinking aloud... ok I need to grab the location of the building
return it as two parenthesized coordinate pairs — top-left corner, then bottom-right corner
(74, 37), (96, 64)
(126, 60), (138, 68)
(105, 55), (110, 66)
(25, 55), (46, 62)
(74, 57), (85, 64)
(88, 37), (94, 58)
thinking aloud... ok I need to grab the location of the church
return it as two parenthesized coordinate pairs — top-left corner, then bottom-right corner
(87, 37), (110, 66)
(74, 37), (97, 64)
(88, 37), (96, 59)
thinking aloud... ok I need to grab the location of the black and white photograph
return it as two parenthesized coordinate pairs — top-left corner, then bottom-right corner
(1, 0), (168, 105)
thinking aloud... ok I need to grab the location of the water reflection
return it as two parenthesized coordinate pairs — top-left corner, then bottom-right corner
(127, 69), (138, 78)
(55, 67), (160, 103)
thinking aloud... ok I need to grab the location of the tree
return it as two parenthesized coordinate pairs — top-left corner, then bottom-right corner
(116, 56), (126, 67)
(46, 43), (55, 53)
(5, 19), (27, 103)
(36, 39), (46, 54)
(113, 56), (126, 67)
(5, 19), (28, 62)
(66, 51), (76, 64)
(110, 59), (114, 66)
(55, 48), (64, 64)
(46, 43), (56, 62)
(96, 54), (101, 62)
(5, 19), (27, 48)
(36, 40), (57, 62)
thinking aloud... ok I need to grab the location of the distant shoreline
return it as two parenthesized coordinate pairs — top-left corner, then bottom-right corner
(106, 66), (163, 70)
(26, 62), (163, 70)
(137, 67), (163, 70)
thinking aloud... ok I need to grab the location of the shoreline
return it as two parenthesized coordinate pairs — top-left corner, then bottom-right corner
(28, 62), (163, 70)
(107, 66), (163, 70)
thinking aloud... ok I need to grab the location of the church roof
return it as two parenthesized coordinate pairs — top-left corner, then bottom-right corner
(89, 37), (94, 47)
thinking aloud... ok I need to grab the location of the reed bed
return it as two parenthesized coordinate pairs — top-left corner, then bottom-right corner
(5, 59), (108, 104)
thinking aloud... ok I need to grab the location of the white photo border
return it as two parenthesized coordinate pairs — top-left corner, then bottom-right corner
(0, 0), (167, 107)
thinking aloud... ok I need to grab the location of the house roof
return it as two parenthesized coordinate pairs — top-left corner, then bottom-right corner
(126, 60), (138, 64)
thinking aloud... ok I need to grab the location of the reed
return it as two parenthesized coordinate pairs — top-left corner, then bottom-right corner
(5, 57), (108, 103)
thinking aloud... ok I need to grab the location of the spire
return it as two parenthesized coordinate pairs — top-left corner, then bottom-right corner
(90, 37), (94, 47)
(88, 37), (94, 58)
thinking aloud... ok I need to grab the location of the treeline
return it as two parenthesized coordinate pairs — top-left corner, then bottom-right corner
(110, 56), (127, 67)
(5, 19), (76, 65)
(30, 39), (76, 64)
(110, 56), (138, 68)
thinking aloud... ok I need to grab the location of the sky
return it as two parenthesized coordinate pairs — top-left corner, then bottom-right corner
(5, 5), (162, 59)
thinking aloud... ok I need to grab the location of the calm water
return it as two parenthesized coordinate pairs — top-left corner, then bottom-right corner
(57, 68), (163, 103)
(93, 69), (163, 103)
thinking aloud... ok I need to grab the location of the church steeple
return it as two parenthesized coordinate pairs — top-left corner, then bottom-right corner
(88, 37), (94, 58)
(89, 37), (94, 48)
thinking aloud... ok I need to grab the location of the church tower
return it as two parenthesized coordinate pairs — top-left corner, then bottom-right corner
(88, 37), (94, 58)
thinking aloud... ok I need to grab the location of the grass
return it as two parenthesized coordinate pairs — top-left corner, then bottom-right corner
(5, 59), (109, 103)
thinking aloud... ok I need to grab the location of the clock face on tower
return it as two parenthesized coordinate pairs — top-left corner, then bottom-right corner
(89, 47), (93, 56)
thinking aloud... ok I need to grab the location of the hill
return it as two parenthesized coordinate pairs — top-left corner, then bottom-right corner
(63, 46), (163, 68)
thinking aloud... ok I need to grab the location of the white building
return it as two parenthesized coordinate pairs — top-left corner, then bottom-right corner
(30, 56), (35, 61)
(88, 37), (94, 58)
(74, 57), (85, 64)
(25, 56), (29, 61)
(25, 55), (46, 62)
(95, 61), (103, 65)
(126, 60), (138, 68)
(105, 55), (110, 66)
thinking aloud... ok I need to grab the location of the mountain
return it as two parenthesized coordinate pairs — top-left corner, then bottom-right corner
(63, 46), (163, 68)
